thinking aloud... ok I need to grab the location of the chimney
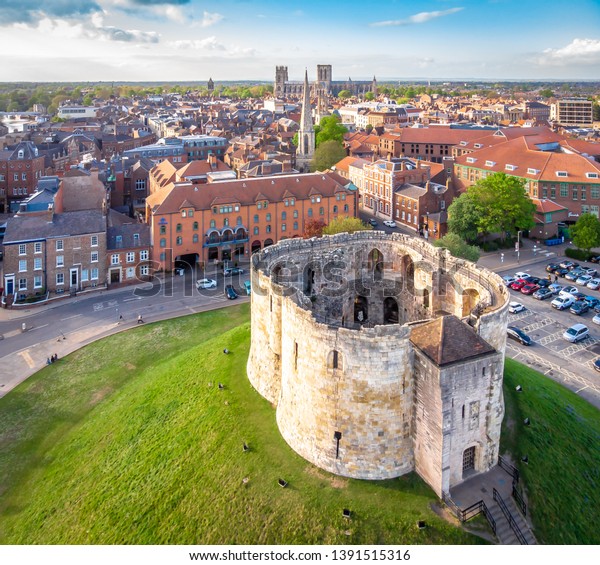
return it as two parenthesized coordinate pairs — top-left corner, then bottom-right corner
(47, 202), (54, 222)
(207, 153), (217, 170)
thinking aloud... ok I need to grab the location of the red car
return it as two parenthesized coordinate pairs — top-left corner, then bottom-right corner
(510, 279), (528, 291)
(521, 284), (540, 295)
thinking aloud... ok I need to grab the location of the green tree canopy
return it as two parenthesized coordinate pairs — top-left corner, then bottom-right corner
(570, 213), (600, 253)
(323, 216), (372, 235)
(337, 90), (351, 99)
(539, 88), (554, 99)
(433, 233), (481, 263)
(364, 92), (375, 101)
(310, 139), (346, 172)
(315, 115), (347, 147)
(449, 173), (535, 243)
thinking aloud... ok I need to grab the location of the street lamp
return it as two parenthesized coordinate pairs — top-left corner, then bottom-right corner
(516, 230), (522, 264)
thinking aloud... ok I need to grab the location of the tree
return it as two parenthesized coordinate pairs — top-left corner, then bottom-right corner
(570, 213), (600, 254)
(433, 233), (481, 263)
(322, 216), (373, 235)
(310, 140), (346, 172)
(447, 192), (481, 244)
(302, 218), (326, 238)
(539, 88), (554, 99)
(468, 173), (536, 241)
(315, 115), (347, 147)
(365, 124), (374, 134)
(337, 90), (351, 99)
(365, 92), (375, 101)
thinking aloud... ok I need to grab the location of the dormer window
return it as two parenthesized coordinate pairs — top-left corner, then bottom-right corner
(556, 171), (568, 178)
(527, 168), (539, 175)
(475, 143), (483, 148)
(460, 141), (467, 146)
(505, 164), (517, 171)
(485, 160), (496, 167)
(586, 172), (598, 179)
(466, 157), (477, 164)
(17, 149), (24, 159)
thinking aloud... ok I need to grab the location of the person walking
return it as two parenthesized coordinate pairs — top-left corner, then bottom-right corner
(137, 314), (144, 324)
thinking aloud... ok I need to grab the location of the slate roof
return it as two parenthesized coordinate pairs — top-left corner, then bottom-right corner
(107, 211), (150, 250)
(409, 315), (495, 367)
(4, 210), (106, 244)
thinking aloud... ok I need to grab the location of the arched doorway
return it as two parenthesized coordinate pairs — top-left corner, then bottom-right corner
(462, 446), (476, 478)
(304, 264), (316, 294)
(462, 288), (480, 317)
(368, 248), (384, 280)
(251, 240), (261, 254)
(354, 295), (368, 323)
(383, 297), (399, 324)
(400, 255), (414, 292)
(264, 238), (274, 248)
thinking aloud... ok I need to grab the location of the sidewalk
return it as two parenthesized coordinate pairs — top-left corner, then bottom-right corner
(477, 241), (570, 272)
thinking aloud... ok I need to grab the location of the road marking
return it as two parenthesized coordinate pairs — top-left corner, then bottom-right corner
(61, 314), (82, 321)
(18, 350), (35, 369)
(30, 324), (49, 332)
(576, 385), (589, 393)
(123, 297), (142, 302)
(93, 302), (104, 311)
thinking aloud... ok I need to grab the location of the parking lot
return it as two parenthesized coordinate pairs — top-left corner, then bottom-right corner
(499, 258), (600, 406)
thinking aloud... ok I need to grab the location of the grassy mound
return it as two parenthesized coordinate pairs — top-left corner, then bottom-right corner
(502, 358), (600, 544)
(0, 305), (478, 544)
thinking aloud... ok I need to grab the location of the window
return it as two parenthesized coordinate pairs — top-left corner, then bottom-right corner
(253, 214), (259, 223)
(210, 220), (216, 228)
(22, 173), (26, 181)
(159, 252), (166, 261)
(56, 255), (64, 267)
(572, 188), (578, 200)
(319, 207), (324, 215)
(333, 205), (338, 213)
(176, 236), (182, 245)
(126, 267), (135, 279)
(159, 225), (166, 235)
(281, 211), (286, 220)
(91, 268), (99, 280)
(193, 234), (198, 243)
(140, 265), (150, 276)
(266, 225), (271, 233)
(111, 254), (120, 265)
(223, 218), (229, 227)
(193, 221), (198, 231)
(81, 269), (89, 282)
(591, 205), (599, 218)
(344, 204), (348, 212)
(56, 273), (64, 285)
(181, 210), (186, 218)
(281, 223), (286, 232)
(56, 240), (64, 251)
(19, 243), (26, 255)
(34, 242), (42, 253)
(253, 227), (259, 235)
(140, 250), (149, 261)
(556, 171), (568, 178)
(560, 185), (568, 198)
(293, 210), (298, 218)
(34, 276), (42, 289)
(293, 221), (298, 230)
(135, 179), (146, 191)
(266, 213), (271, 222)
(91, 251), (98, 262)
(126, 252), (135, 263)
(34, 257), (42, 270)
(176, 223), (182, 232)
(308, 208), (313, 217)
(91, 235), (98, 246)
(160, 238), (166, 248)
(592, 187), (600, 199)
(19, 278), (27, 291)
(13, 173), (18, 181)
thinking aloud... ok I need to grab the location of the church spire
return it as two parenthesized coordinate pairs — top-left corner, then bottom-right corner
(296, 67), (315, 173)
(300, 68), (314, 134)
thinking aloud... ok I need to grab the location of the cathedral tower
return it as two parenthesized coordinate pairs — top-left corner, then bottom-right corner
(275, 66), (289, 97)
(296, 69), (315, 173)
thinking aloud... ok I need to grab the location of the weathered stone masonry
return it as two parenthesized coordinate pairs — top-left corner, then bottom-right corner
(247, 231), (509, 497)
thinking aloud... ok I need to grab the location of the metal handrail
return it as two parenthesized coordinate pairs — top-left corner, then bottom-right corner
(512, 483), (527, 517)
(493, 488), (528, 545)
(498, 455), (520, 483)
(442, 492), (496, 536)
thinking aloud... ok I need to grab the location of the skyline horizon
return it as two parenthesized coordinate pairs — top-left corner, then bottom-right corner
(1, 1), (599, 83)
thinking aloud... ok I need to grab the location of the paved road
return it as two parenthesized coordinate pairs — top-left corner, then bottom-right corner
(0, 266), (250, 398)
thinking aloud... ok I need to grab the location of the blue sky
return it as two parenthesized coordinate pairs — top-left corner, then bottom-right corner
(1, 0), (599, 82)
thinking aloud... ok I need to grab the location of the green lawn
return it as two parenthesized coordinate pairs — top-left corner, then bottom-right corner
(0, 305), (478, 544)
(501, 358), (600, 545)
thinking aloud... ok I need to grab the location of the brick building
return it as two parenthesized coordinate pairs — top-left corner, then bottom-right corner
(145, 172), (357, 271)
(0, 141), (46, 212)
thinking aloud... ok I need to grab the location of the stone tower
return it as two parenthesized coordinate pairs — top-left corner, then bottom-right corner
(317, 64), (332, 94)
(372, 75), (378, 97)
(296, 69), (315, 173)
(275, 66), (289, 97)
(207, 77), (214, 94)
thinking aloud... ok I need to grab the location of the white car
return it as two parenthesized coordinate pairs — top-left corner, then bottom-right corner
(576, 275), (592, 285)
(563, 323), (589, 343)
(559, 285), (579, 299)
(552, 295), (575, 310)
(593, 313), (600, 325)
(196, 278), (217, 289)
(587, 278), (600, 290)
(508, 301), (526, 314)
(383, 220), (397, 228)
(515, 272), (531, 279)
(502, 275), (517, 287)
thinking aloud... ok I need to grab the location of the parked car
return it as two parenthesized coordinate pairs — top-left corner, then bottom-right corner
(559, 260), (578, 270)
(510, 279), (528, 291)
(243, 280), (251, 295)
(553, 267), (570, 277)
(224, 267), (245, 276)
(583, 296), (600, 309)
(514, 271), (531, 279)
(502, 275), (517, 287)
(225, 284), (238, 300)
(562, 323), (589, 343)
(508, 301), (526, 314)
(546, 263), (560, 273)
(587, 278), (600, 290)
(523, 276), (540, 285)
(537, 278), (551, 288)
(507, 326), (532, 346)
(368, 219), (378, 227)
(594, 358), (600, 372)
(590, 255), (600, 263)
(559, 285), (579, 298)
(571, 291), (587, 302)
(570, 301), (589, 316)
(196, 278), (217, 289)
(576, 274), (593, 285)
(548, 283), (563, 295)
(581, 267), (597, 277)
(592, 313), (600, 325)
(552, 296), (575, 310)
(565, 269), (584, 281)
(521, 284), (540, 295)
(533, 288), (554, 300)
(383, 220), (397, 228)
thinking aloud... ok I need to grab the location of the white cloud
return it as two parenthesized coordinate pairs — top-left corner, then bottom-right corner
(200, 11), (224, 28)
(371, 7), (464, 27)
(169, 37), (226, 51)
(535, 38), (600, 66)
